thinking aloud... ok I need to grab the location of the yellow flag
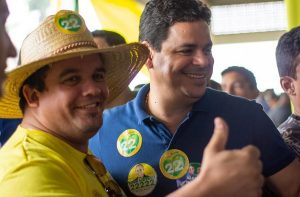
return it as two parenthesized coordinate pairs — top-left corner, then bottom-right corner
(91, 0), (149, 79)
(90, 0), (144, 42)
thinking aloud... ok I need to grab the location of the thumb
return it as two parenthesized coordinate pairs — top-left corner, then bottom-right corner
(204, 117), (229, 156)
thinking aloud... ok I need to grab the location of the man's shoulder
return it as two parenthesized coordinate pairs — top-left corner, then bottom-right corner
(202, 88), (261, 111)
(103, 99), (141, 122)
(105, 101), (134, 114)
(0, 156), (82, 195)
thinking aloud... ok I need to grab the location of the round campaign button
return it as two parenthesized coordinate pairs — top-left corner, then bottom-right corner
(128, 163), (157, 196)
(117, 129), (142, 157)
(159, 149), (189, 180)
(54, 10), (85, 34)
(176, 162), (201, 188)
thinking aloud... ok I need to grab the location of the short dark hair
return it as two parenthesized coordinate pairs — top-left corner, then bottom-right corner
(139, 0), (211, 51)
(276, 26), (300, 79)
(19, 65), (50, 113)
(91, 30), (126, 46)
(221, 66), (258, 90)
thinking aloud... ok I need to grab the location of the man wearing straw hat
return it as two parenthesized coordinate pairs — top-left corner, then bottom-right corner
(0, 8), (263, 197)
(90, 0), (300, 196)
(0, 9), (148, 196)
(0, 29), (134, 147)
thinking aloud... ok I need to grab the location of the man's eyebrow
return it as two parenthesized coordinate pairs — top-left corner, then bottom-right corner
(178, 43), (197, 48)
(59, 68), (79, 78)
(178, 41), (213, 48)
(58, 66), (106, 78)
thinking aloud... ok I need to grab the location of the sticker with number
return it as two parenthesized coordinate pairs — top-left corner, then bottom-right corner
(117, 129), (142, 157)
(54, 10), (85, 34)
(159, 149), (189, 180)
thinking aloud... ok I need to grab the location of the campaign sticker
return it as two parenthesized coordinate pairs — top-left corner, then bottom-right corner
(159, 149), (189, 180)
(54, 10), (85, 34)
(176, 162), (201, 188)
(117, 129), (142, 157)
(128, 163), (157, 196)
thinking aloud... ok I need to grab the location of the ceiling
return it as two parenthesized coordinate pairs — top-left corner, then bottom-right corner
(137, 0), (283, 6)
(205, 0), (282, 6)
(136, 0), (286, 44)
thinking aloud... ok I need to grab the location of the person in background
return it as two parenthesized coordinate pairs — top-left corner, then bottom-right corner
(92, 30), (136, 109)
(0, 10), (149, 196)
(0, 0), (17, 147)
(264, 89), (291, 127)
(90, 0), (300, 196)
(92, 30), (126, 48)
(276, 26), (300, 159)
(221, 66), (270, 112)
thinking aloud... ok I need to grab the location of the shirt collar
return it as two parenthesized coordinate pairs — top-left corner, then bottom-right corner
(132, 84), (151, 123)
(132, 85), (221, 122)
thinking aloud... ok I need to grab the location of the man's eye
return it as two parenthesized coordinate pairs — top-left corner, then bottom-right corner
(204, 47), (212, 55)
(94, 72), (105, 82)
(178, 49), (193, 55)
(63, 76), (80, 85)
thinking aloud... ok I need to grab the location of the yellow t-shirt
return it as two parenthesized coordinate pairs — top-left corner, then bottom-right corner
(0, 126), (111, 197)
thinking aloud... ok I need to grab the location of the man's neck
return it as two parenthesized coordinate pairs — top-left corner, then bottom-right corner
(21, 116), (89, 153)
(146, 88), (194, 134)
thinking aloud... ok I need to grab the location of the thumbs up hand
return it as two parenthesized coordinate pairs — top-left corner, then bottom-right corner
(168, 117), (264, 197)
(198, 117), (264, 197)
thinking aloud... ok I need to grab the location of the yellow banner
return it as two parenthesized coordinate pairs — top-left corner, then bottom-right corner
(285, 0), (300, 30)
(90, 0), (149, 78)
(90, 0), (143, 42)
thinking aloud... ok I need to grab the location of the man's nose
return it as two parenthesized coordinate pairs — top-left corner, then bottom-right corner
(193, 51), (210, 66)
(83, 80), (108, 98)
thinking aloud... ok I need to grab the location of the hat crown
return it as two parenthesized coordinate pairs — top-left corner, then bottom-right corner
(20, 10), (97, 66)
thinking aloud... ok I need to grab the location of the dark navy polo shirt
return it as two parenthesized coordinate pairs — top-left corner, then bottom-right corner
(89, 84), (295, 197)
(0, 118), (21, 147)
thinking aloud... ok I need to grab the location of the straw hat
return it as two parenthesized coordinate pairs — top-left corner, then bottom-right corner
(0, 10), (149, 118)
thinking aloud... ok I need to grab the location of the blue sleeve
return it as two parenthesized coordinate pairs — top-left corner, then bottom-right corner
(252, 107), (295, 177)
(0, 119), (22, 146)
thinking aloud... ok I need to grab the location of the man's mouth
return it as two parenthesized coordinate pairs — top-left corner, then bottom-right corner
(184, 73), (206, 79)
(75, 102), (103, 110)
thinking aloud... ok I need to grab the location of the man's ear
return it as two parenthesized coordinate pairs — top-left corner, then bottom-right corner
(22, 85), (39, 107)
(142, 41), (154, 69)
(280, 76), (295, 96)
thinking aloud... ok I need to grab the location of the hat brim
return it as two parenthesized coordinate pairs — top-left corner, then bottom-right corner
(0, 42), (149, 118)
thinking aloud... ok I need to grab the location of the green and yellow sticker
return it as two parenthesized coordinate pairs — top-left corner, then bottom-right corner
(117, 129), (142, 157)
(159, 149), (189, 180)
(54, 10), (85, 34)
